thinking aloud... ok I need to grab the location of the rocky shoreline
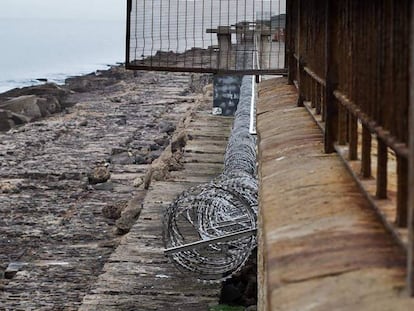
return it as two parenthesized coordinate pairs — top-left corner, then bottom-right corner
(0, 65), (214, 309)
(0, 65), (208, 132)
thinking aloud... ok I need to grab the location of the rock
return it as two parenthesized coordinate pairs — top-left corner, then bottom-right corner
(111, 147), (127, 155)
(115, 191), (146, 234)
(0, 83), (71, 103)
(146, 150), (163, 163)
(0, 109), (15, 131)
(4, 262), (26, 279)
(133, 176), (144, 188)
(167, 152), (184, 171)
(110, 152), (135, 165)
(78, 120), (88, 127)
(102, 201), (128, 219)
(65, 73), (121, 93)
(246, 306), (257, 311)
(0, 182), (21, 194)
(0, 95), (42, 121)
(92, 181), (114, 191)
(149, 143), (160, 151)
(87, 166), (111, 184)
(154, 136), (169, 146)
(159, 120), (175, 134)
(65, 75), (98, 92)
(171, 131), (188, 152)
(115, 117), (127, 126)
(9, 111), (31, 125)
(134, 154), (147, 165)
(36, 96), (61, 116)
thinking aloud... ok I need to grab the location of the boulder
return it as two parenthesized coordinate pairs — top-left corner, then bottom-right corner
(9, 112), (31, 125)
(115, 191), (146, 234)
(0, 110), (15, 131)
(0, 95), (42, 121)
(0, 93), (64, 122)
(159, 120), (176, 134)
(110, 152), (135, 165)
(36, 96), (61, 116)
(0, 83), (71, 103)
(154, 136), (169, 147)
(102, 201), (128, 220)
(0, 109), (31, 131)
(0, 182), (21, 194)
(87, 166), (111, 184)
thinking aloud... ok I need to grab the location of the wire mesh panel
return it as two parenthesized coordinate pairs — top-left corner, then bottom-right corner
(126, 0), (287, 74)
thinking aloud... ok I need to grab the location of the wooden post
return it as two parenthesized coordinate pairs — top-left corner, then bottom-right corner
(408, 0), (414, 296)
(324, 0), (338, 153)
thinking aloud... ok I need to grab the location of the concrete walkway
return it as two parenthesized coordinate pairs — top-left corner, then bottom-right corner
(80, 101), (233, 310)
(257, 78), (414, 311)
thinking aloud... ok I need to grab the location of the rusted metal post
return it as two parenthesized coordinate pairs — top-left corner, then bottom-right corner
(348, 115), (358, 160)
(316, 83), (322, 115)
(126, 0), (132, 66)
(408, 0), (414, 296)
(376, 138), (388, 199)
(324, 0), (338, 153)
(396, 156), (408, 227)
(286, 0), (292, 80)
(361, 126), (372, 178)
(337, 106), (347, 145)
(297, 1), (304, 107)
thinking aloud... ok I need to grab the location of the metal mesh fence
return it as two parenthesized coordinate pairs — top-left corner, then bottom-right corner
(126, 0), (287, 74)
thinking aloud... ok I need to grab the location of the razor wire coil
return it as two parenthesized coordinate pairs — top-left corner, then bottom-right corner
(164, 71), (258, 282)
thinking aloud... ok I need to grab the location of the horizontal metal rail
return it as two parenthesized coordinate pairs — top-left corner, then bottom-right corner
(333, 90), (409, 159)
(125, 64), (287, 76)
(164, 228), (257, 255)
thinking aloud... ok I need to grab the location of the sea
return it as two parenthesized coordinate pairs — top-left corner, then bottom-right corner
(0, 17), (125, 93)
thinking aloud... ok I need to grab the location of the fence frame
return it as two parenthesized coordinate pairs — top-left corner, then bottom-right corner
(287, 0), (414, 296)
(408, 0), (414, 296)
(124, 0), (288, 75)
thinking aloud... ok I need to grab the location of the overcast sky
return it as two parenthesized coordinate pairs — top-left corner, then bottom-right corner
(0, 0), (126, 21)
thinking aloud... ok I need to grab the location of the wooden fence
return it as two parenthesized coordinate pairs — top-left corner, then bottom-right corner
(285, 0), (414, 295)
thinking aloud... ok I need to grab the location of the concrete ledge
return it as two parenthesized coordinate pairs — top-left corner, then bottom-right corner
(257, 78), (414, 311)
